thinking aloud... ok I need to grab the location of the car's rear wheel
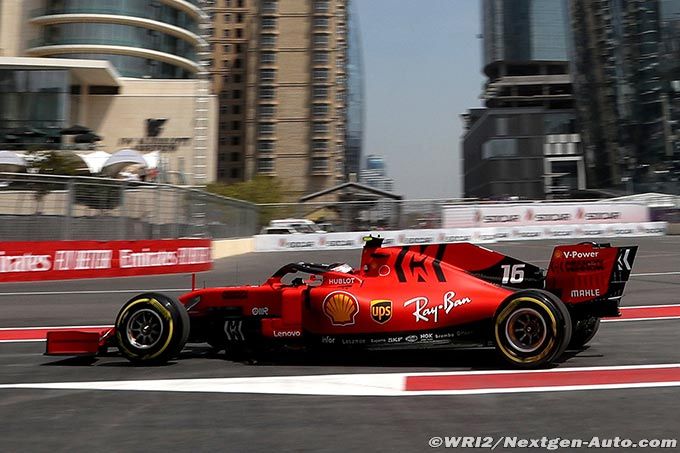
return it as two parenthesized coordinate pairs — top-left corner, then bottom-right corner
(115, 293), (189, 365)
(569, 317), (600, 349)
(493, 290), (571, 368)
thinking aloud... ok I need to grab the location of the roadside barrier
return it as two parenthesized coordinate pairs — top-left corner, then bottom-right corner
(0, 239), (212, 282)
(254, 222), (668, 252)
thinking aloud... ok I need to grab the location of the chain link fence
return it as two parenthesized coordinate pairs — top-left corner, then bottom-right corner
(0, 173), (258, 241)
(257, 195), (680, 232)
(1, 172), (676, 241)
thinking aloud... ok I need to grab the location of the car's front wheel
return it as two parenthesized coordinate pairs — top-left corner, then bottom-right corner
(115, 293), (190, 365)
(493, 290), (572, 368)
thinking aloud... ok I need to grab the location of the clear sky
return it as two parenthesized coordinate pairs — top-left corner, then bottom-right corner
(354, 0), (483, 199)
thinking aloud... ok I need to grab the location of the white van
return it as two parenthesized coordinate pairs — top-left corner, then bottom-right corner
(267, 218), (325, 233)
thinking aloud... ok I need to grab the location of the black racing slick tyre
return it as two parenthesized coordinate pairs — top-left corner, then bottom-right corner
(115, 292), (190, 365)
(493, 290), (572, 369)
(569, 317), (601, 349)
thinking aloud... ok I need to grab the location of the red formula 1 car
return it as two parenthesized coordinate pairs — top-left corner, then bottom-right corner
(46, 237), (638, 368)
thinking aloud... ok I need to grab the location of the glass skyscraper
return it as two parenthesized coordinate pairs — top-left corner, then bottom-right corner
(461, 0), (581, 200)
(345, 0), (364, 178)
(27, 0), (204, 78)
(484, 0), (569, 66)
(570, 0), (680, 192)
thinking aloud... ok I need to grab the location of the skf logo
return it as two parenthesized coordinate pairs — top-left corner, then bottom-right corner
(323, 291), (359, 326)
(370, 300), (392, 324)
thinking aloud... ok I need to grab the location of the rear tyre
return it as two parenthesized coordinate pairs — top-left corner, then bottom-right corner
(569, 317), (600, 349)
(493, 290), (572, 368)
(115, 292), (190, 365)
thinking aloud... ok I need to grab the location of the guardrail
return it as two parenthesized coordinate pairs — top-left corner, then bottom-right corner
(0, 173), (258, 241)
(257, 196), (679, 232)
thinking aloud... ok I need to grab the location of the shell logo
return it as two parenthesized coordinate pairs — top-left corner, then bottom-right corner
(525, 208), (534, 221)
(323, 291), (359, 326)
(555, 249), (563, 259)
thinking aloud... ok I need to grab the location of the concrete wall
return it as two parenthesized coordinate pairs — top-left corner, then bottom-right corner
(212, 237), (254, 259)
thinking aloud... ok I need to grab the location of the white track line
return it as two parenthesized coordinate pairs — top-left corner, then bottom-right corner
(631, 271), (680, 277)
(602, 316), (680, 323)
(2, 364), (680, 397)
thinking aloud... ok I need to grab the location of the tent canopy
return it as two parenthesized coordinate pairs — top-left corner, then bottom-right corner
(0, 151), (28, 172)
(101, 149), (147, 176)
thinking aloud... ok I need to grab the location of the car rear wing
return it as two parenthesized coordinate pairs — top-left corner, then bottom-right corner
(545, 242), (638, 306)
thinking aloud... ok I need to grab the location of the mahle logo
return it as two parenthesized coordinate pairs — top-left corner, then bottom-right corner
(370, 300), (392, 324)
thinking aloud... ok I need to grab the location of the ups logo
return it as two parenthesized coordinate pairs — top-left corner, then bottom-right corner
(370, 300), (392, 324)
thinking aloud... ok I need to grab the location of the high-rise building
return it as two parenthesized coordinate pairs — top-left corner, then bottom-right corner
(204, 0), (252, 182)
(0, 0), (216, 184)
(359, 154), (394, 224)
(20, 0), (204, 78)
(206, 0), (355, 200)
(569, 0), (680, 192)
(461, 0), (584, 200)
(344, 0), (364, 178)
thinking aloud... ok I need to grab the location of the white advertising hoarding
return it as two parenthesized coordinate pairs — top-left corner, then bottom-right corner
(442, 203), (650, 228)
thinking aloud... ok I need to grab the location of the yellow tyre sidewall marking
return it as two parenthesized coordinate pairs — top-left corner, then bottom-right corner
(116, 298), (175, 360)
(494, 296), (558, 364)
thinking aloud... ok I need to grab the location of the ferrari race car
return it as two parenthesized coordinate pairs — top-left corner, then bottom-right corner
(46, 237), (638, 368)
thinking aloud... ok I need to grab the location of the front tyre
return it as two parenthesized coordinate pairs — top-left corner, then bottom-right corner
(493, 290), (572, 368)
(115, 293), (190, 365)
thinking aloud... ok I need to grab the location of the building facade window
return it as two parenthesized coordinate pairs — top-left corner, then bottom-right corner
(259, 104), (276, 117)
(262, 17), (277, 29)
(257, 139), (275, 153)
(259, 86), (276, 99)
(312, 157), (328, 172)
(313, 68), (329, 81)
(312, 103), (329, 117)
(258, 122), (275, 135)
(482, 138), (519, 159)
(313, 86), (329, 99)
(314, 51), (329, 64)
(313, 17), (329, 28)
(313, 122), (329, 134)
(313, 34), (329, 47)
(257, 157), (275, 173)
(261, 34), (277, 47)
(314, 0), (329, 13)
(262, 0), (277, 14)
(260, 68), (276, 81)
(312, 139), (329, 152)
(260, 51), (276, 65)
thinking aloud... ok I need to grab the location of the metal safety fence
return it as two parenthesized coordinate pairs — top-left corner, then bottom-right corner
(257, 195), (680, 233)
(0, 172), (677, 241)
(0, 173), (258, 241)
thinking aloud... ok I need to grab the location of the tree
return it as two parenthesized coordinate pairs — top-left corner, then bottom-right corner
(207, 176), (282, 203)
(21, 149), (88, 214)
(207, 176), (284, 225)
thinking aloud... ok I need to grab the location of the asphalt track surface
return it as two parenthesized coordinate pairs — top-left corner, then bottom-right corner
(0, 237), (679, 452)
